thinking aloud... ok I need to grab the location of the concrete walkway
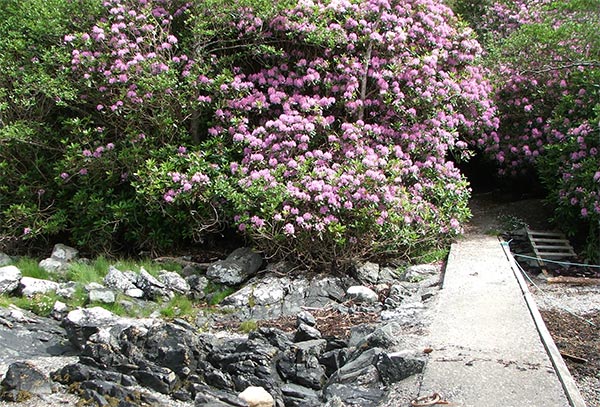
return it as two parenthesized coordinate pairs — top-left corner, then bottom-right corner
(418, 235), (583, 407)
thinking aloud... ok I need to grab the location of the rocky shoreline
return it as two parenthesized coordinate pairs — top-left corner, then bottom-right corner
(0, 245), (442, 406)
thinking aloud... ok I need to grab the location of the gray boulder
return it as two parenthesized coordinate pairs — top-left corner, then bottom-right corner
(38, 243), (79, 274)
(402, 264), (439, 282)
(159, 270), (190, 294)
(19, 276), (60, 297)
(346, 286), (379, 304)
(353, 262), (380, 284)
(0, 362), (53, 401)
(51, 243), (79, 262)
(104, 266), (137, 292)
(57, 281), (77, 299)
(125, 287), (145, 298)
(137, 267), (172, 300)
(89, 288), (116, 304)
(297, 311), (316, 327)
(51, 300), (69, 320)
(0, 252), (12, 267)
(206, 247), (263, 286)
(376, 350), (427, 384)
(281, 383), (321, 407)
(0, 265), (21, 294)
(38, 258), (66, 274)
(62, 306), (122, 349)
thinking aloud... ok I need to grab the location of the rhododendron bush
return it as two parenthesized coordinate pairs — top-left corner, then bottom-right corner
(191, 0), (497, 267)
(1, 0), (498, 267)
(454, 0), (600, 260)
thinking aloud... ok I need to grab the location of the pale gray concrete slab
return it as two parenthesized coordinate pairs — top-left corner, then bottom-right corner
(419, 235), (571, 407)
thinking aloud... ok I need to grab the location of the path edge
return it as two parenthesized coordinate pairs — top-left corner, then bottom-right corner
(500, 240), (588, 407)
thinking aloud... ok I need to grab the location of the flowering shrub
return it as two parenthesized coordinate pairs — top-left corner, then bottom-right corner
(156, 0), (497, 268)
(455, 0), (600, 260)
(2, 0), (499, 268)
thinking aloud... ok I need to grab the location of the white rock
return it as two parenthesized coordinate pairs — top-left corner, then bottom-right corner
(57, 282), (77, 299)
(53, 300), (68, 313)
(346, 285), (379, 304)
(20, 277), (60, 297)
(0, 265), (22, 294)
(104, 266), (137, 292)
(125, 288), (145, 298)
(88, 288), (116, 304)
(50, 243), (79, 262)
(402, 264), (439, 281)
(51, 300), (69, 320)
(158, 271), (190, 294)
(85, 282), (105, 291)
(238, 386), (274, 407)
(38, 258), (66, 273)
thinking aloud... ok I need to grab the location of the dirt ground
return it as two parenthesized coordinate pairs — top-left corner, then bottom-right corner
(469, 192), (600, 406)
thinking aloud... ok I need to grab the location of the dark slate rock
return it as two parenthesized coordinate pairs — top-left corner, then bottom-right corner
(204, 368), (234, 390)
(293, 339), (328, 363)
(118, 321), (211, 378)
(305, 277), (347, 307)
(0, 308), (75, 363)
(324, 383), (384, 407)
(206, 247), (263, 286)
(281, 383), (321, 407)
(249, 327), (292, 351)
(353, 322), (402, 350)
(293, 360), (327, 390)
(296, 310), (316, 327)
(376, 350), (427, 384)
(78, 379), (161, 405)
(294, 323), (322, 342)
(192, 384), (249, 407)
(52, 363), (137, 387)
(319, 348), (350, 376)
(1, 362), (52, 401)
(330, 347), (384, 385)
(348, 324), (377, 348)
(80, 388), (110, 406)
(325, 338), (348, 352)
(61, 307), (122, 350)
(133, 365), (179, 394)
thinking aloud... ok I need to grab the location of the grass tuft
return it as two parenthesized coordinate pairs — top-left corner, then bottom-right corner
(14, 258), (50, 280)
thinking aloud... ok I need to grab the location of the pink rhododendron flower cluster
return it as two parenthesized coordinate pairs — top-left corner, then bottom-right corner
(182, 0), (497, 264)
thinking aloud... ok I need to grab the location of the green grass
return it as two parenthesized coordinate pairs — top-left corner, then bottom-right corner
(14, 258), (50, 280)
(0, 293), (59, 317)
(113, 258), (182, 276)
(65, 257), (110, 285)
(204, 281), (236, 306)
(1, 255), (199, 321)
(160, 294), (196, 320)
(239, 320), (258, 333)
